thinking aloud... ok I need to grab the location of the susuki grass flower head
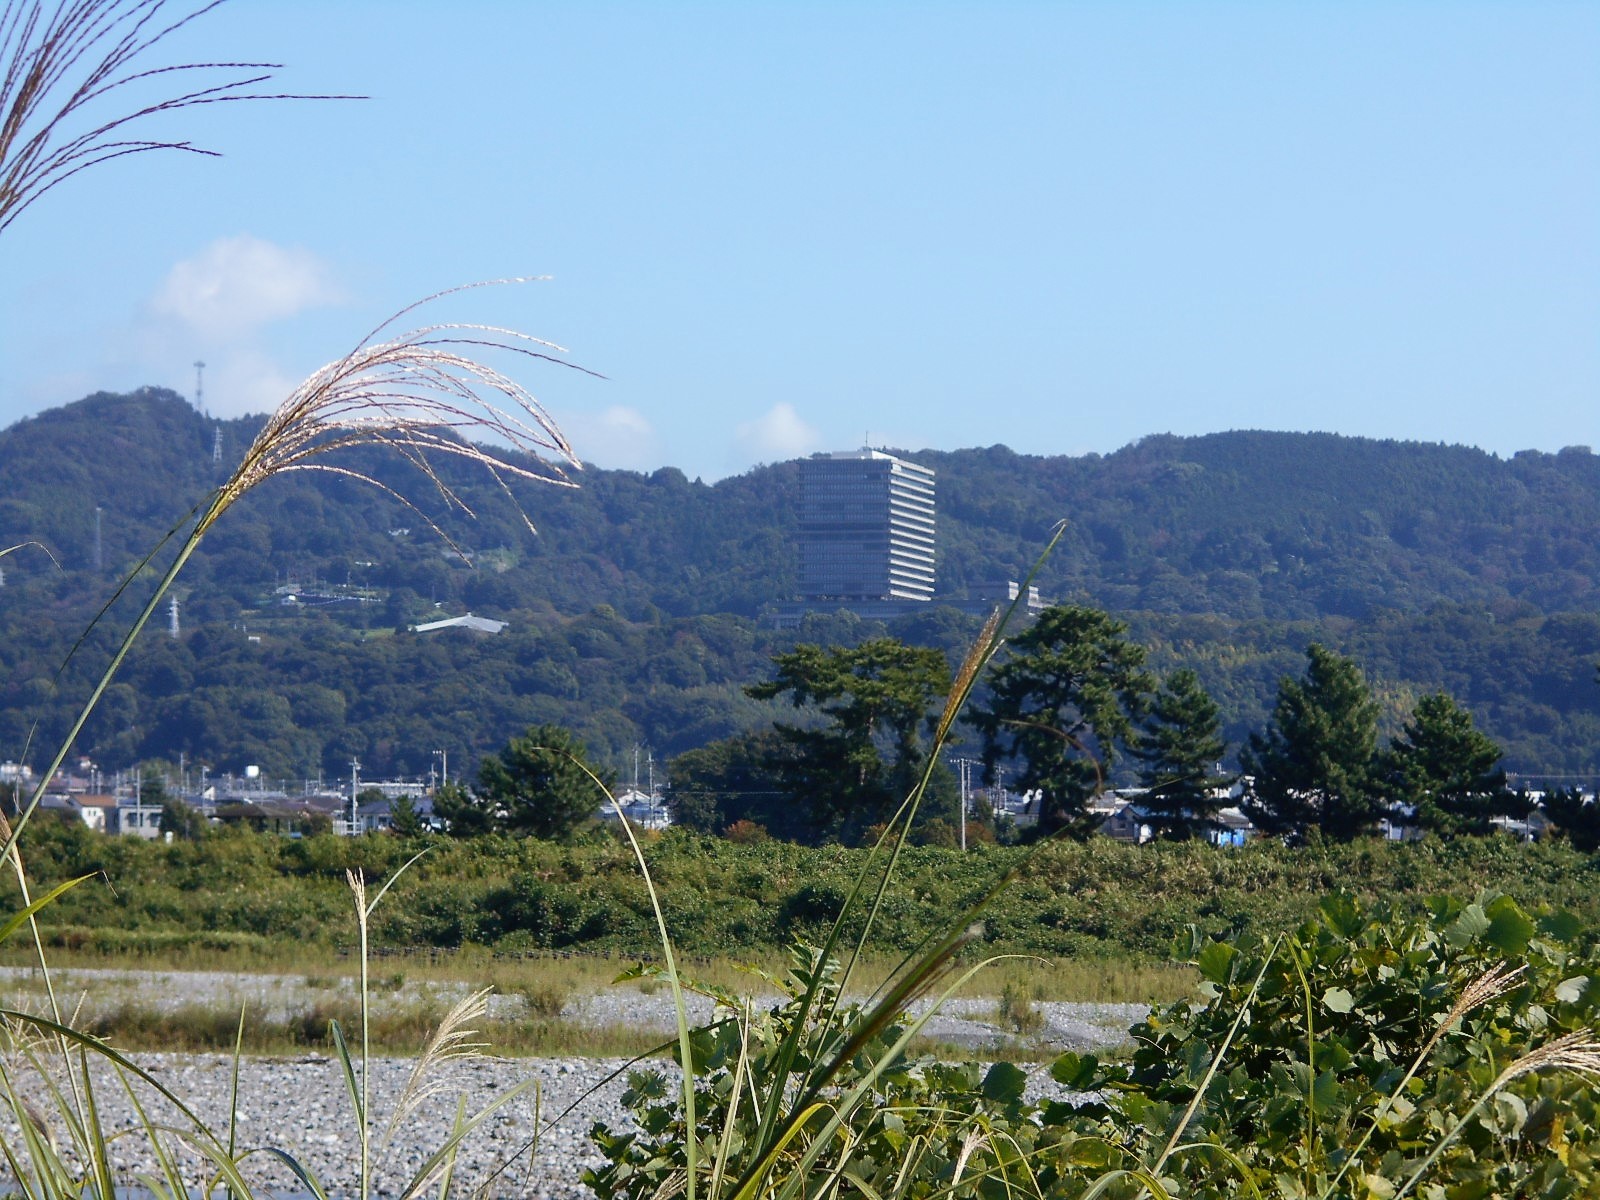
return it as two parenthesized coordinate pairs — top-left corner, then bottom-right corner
(203, 279), (588, 538)
(0, 0), (353, 236)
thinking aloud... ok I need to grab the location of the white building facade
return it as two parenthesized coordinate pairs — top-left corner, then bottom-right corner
(798, 450), (935, 603)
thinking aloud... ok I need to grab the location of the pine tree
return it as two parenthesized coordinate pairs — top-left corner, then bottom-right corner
(1135, 668), (1235, 840)
(973, 606), (1153, 839)
(477, 723), (614, 841)
(387, 792), (427, 838)
(745, 637), (951, 842)
(1241, 644), (1382, 841)
(432, 779), (494, 837)
(1542, 787), (1600, 852)
(1382, 692), (1520, 836)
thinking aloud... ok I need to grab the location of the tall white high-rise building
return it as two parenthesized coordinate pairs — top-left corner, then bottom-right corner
(798, 450), (935, 602)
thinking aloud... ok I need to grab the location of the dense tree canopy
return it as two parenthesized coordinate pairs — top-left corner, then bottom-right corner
(1135, 667), (1235, 840)
(1542, 788), (1600, 852)
(1241, 645), (1383, 840)
(1381, 692), (1520, 836)
(440, 724), (612, 841)
(1, 392), (1598, 795)
(973, 606), (1154, 839)
(745, 638), (952, 843)
(666, 730), (805, 841)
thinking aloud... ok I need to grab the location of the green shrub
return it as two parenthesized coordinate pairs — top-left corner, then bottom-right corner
(592, 895), (1600, 1200)
(585, 945), (1051, 1200)
(1057, 890), (1600, 1197)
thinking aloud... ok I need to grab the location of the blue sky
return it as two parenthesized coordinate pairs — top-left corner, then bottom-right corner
(1, 1), (1594, 481)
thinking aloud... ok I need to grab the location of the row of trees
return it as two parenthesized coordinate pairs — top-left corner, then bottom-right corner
(347, 604), (1569, 848)
(1240, 645), (1522, 839)
(671, 607), (1545, 845)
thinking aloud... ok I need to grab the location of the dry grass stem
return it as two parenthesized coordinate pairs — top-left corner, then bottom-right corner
(1395, 1028), (1600, 1200)
(1326, 961), (1533, 1199)
(935, 607), (1001, 745)
(0, 0), (355, 235)
(1452, 961), (1526, 1017)
(949, 1126), (988, 1188)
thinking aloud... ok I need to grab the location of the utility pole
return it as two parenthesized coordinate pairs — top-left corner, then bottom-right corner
(950, 757), (979, 850)
(349, 758), (361, 835)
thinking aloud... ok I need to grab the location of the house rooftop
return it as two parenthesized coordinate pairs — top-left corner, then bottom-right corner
(411, 613), (508, 635)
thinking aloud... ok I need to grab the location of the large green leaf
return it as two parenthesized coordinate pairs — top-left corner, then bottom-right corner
(1483, 893), (1535, 955)
(981, 1061), (1028, 1104)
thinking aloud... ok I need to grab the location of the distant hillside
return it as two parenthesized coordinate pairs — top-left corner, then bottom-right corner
(1, 390), (1596, 783)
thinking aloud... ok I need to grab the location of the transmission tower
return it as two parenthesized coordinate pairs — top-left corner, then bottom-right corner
(193, 361), (206, 415)
(168, 594), (180, 638)
(93, 505), (103, 572)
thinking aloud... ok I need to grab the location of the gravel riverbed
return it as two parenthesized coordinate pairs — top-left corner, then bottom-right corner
(1, 965), (1149, 1198)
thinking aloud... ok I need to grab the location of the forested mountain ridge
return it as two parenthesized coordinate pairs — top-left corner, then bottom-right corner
(5, 390), (1599, 622)
(1, 389), (1596, 784)
(930, 433), (1600, 620)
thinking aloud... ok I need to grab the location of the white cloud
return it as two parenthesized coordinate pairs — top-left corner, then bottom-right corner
(561, 405), (659, 471)
(734, 402), (822, 464)
(206, 349), (305, 419)
(150, 235), (341, 339)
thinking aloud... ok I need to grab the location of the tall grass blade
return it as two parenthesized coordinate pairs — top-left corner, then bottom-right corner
(117, 1069), (202, 1200)
(1079, 1167), (1177, 1200)
(1164, 1141), (1266, 1200)
(226, 999), (246, 1200)
(76, 1047), (116, 1200)
(398, 1077), (536, 1200)
(751, 954), (1017, 1200)
(253, 1147), (333, 1200)
(329, 1019), (364, 1135)
(0, 873), (95, 946)
(594, 762), (701, 1200)
(707, 1013), (754, 1200)
(0, 1009), (259, 1200)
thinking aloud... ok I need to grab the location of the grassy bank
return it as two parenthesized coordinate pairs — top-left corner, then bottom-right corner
(8, 822), (1596, 971)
